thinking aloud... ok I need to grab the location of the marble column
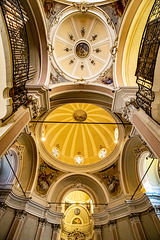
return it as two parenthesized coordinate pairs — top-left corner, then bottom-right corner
(51, 224), (61, 240)
(148, 207), (160, 236)
(129, 213), (147, 240)
(94, 225), (102, 240)
(108, 220), (118, 240)
(35, 218), (47, 240)
(0, 202), (7, 221)
(6, 210), (27, 240)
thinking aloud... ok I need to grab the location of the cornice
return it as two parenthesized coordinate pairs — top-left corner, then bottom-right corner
(3, 191), (63, 224)
(93, 194), (152, 225)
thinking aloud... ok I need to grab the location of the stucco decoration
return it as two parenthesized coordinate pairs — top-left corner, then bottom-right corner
(95, 161), (121, 197)
(68, 230), (85, 240)
(36, 160), (63, 195)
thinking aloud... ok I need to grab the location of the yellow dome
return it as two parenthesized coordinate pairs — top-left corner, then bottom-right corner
(42, 103), (117, 165)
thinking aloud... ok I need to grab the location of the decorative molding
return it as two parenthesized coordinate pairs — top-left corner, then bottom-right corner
(110, 37), (118, 62)
(81, 26), (85, 37)
(74, 78), (88, 85)
(122, 98), (139, 122)
(38, 218), (47, 227)
(108, 220), (117, 229)
(90, 33), (98, 42)
(15, 210), (27, 220)
(73, 2), (94, 13)
(129, 213), (140, 223)
(13, 143), (25, 161)
(52, 223), (60, 230)
(72, 179), (86, 190)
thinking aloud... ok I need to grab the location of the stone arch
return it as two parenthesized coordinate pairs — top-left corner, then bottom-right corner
(115, 0), (154, 87)
(138, 152), (160, 199)
(13, 134), (38, 194)
(120, 136), (146, 199)
(47, 173), (109, 212)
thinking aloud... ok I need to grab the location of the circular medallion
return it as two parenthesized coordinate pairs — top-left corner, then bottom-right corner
(74, 208), (80, 215)
(76, 42), (89, 58)
(73, 110), (87, 122)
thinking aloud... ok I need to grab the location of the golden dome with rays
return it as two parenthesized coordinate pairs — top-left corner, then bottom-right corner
(42, 103), (117, 165)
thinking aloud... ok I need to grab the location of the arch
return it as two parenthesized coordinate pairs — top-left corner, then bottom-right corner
(12, 134), (38, 194)
(138, 152), (160, 194)
(21, 0), (48, 86)
(120, 136), (146, 199)
(115, 0), (154, 87)
(47, 173), (109, 211)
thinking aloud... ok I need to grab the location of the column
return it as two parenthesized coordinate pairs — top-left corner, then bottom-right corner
(51, 224), (61, 240)
(148, 207), (160, 236)
(94, 225), (102, 240)
(0, 202), (7, 221)
(6, 210), (27, 240)
(108, 220), (118, 240)
(35, 218), (47, 240)
(129, 213), (147, 240)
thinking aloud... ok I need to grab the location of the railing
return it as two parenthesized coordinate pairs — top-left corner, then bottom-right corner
(0, 0), (35, 113)
(135, 0), (160, 117)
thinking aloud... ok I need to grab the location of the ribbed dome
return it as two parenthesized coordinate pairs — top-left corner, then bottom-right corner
(42, 103), (118, 165)
(65, 191), (91, 203)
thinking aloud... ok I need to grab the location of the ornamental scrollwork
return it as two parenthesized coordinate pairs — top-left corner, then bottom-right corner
(73, 2), (94, 13)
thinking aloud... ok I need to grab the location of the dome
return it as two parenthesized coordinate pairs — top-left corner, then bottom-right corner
(39, 103), (120, 170)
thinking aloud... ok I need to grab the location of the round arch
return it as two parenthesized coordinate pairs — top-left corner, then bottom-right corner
(120, 136), (146, 199)
(47, 173), (109, 211)
(115, 0), (154, 87)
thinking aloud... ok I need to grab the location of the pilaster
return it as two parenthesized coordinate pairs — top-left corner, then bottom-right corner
(6, 210), (27, 240)
(148, 206), (160, 236)
(94, 225), (102, 240)
(0, 202), (7, 220)
(51, 224), (61, 240)
(108, 220), (118, 240)
(129, 213), (146, 240)
(35, 218), (47, 240)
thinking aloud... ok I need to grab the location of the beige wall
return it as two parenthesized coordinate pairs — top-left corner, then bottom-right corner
(0, 208), (15, 240)
(101, 211), (160, 240)
(101, 224), (111, 240)
(19, 215), (38, 240)
(116, 217), (134, 240)
(140, 212), (160, 240)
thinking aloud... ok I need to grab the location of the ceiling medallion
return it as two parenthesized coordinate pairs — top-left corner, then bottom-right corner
(74, 208), (81, 215)
(98, 148), (107, 159)
(76, 42), (90, 58)
(74, 152), (84, 164)
(73, 109), (87, 122)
